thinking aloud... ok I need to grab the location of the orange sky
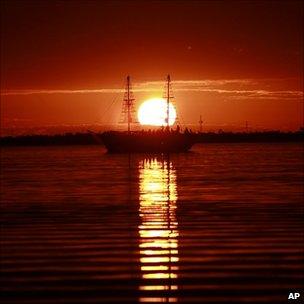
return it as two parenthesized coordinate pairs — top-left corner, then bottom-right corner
(1, 0), (303, 135)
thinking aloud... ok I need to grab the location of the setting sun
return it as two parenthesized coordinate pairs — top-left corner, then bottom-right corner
(138, 98), (177, 126)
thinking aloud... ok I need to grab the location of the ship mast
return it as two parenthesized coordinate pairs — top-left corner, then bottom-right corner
(127, 76), (131, 134)
(163, 74), (177, 129)
(166, 74), (170, 129)
(121, 75), (135, 134)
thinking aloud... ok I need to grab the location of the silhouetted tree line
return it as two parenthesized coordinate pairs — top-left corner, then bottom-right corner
(0, 130), (303, 146)
(194, 130), (304, 143)
(0, 132), (98, 146)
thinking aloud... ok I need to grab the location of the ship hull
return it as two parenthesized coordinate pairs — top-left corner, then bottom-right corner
(101, 131), (195, 153)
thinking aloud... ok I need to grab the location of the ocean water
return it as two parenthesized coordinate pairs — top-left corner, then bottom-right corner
(1, 143), (303, 303)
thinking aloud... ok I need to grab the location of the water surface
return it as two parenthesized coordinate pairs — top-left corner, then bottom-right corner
(1, 143), (303, 303)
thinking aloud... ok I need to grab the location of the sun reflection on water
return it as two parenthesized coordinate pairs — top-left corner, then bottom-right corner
(138, 157), (179, 302)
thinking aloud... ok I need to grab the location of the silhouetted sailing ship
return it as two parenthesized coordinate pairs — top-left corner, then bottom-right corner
(101, 75), (195, 153)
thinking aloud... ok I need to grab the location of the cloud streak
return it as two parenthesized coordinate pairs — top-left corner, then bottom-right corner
(1, 79), (303, 101)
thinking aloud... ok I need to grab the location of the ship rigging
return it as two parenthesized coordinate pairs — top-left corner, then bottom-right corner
(101, 75), (195, 153)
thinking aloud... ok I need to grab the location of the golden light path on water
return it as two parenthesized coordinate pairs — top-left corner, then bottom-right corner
(138, 158), (179, 302)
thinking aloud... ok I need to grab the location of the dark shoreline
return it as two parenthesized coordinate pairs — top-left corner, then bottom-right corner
(0, 131), (303, 146)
